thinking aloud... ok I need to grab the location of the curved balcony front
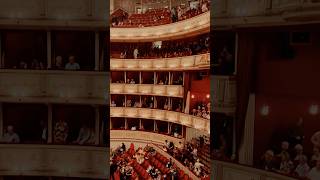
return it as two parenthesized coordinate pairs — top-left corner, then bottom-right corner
(0, 70), (108, 104)
(110, 83), (183, 98)
(212, 160), (297, 180)
(110, 12), (210, 42)
(110, 107), (210, 134)
(110, 53), (210, 71)
(0, 144), (107, 179)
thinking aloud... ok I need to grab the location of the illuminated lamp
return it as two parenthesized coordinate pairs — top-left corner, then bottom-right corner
(260, 105), (269, 116)
(191, 94), (195, 99)
(206, 94), (210, 99)
(309, 104), (319, 115)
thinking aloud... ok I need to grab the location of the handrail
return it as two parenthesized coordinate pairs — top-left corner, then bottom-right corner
(0, 144), (108, 179)
(212, 160), (299, 180)
(110, 130), (183, 148)
(110, 53), (210, 71)
(110, 107), (210, 134)
(111, 12), (210, 42)
(110, 83), (183, 97)
(0, 70), (108, 104)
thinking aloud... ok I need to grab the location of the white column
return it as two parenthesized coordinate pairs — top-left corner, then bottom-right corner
(0, 103), (3, 137)
(47, 31), (52, 69)
(234, 32), (238, 75)
(239, 94), (255, 165)
(0, 32), (2, 68)
(95, 106), (100, 145)
(94, 32), (100, 71)
(47, 104), (53, 143)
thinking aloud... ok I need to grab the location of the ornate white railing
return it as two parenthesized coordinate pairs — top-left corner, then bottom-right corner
(212, 160), (298, 180)
(110, 54), (210, 71)
(110, 83), (183, 97)
(110, 12), (210, 42)
(110, 130), (184, 149)
(0, 144), (108, 179)
(110, 107), (210, 134)
(212, 75), (237, 114)
(0, 70), (108, 104)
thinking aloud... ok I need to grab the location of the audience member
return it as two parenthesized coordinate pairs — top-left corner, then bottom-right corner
(54, 119), (69, 144)
(1, 125), (20, 143)
(65, 56), (80, 70)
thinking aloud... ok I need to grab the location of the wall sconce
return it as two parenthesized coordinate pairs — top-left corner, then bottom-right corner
(206, 94), (210, 99)
(191, 94), (195, 99)
(309, 104), (319, 115)
(260, 105), (269, 116)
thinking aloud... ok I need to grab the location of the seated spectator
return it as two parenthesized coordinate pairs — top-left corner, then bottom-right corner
(19, 61), (28, 69)
(111, 100), (116, 107)
(65, 55), (80, 70)
(279, 151), (294, 174)
(260, 150), (276, 171)
(1, 125), (20, 143)
(53, 56), (64, 70)
(295, 155), (310, 178)
(294, 144), (305, 162)
(277, 141), (290, 158)
(308, 159), (320, 180)
(73, 124), (91, 145)
(31, 59), (44, 70)
(54, 119), (69, 144)
(311, 147), (320, 165)
(311, 131), (320, 148)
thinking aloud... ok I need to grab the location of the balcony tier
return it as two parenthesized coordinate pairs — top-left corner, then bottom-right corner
(110, 12), (210, 42)
(110, 54), (210, 71)
(0, 70), (108, 104)
(0, 144), (107, 178)
(110, 107), (210, 134)
(110, 83), (183, 97)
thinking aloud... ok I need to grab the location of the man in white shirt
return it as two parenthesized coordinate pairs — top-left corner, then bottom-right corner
(133, 48), (139, 59)
(65, 56), (80, 70)
(308, 159), (320, 180)
(2, 125), (20, 143)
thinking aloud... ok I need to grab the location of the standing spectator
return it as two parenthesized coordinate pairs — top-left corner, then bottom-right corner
(54, 119), (69, 144)
(65, 55), (80, 70)
(133, 48), (139, 59)
(1, 125), (20, 143)
(40, 120), (47, 143)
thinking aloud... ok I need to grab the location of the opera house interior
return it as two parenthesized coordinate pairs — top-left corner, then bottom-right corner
(110, 0), (210, 179)
(1, 0), (320, 180)
(0, 0), (108, 180)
